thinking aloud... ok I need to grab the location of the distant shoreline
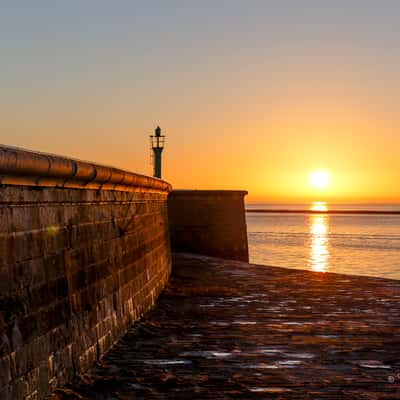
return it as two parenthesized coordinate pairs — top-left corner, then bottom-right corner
(246, 209), (400, 215)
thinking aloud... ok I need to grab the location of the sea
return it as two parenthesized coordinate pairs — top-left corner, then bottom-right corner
(246, 202), (400, 280)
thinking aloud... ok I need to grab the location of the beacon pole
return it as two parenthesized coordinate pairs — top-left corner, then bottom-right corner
(150, 126), (165, 179)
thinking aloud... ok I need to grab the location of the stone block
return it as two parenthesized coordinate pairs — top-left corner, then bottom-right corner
(0, 355), (12, 387)
(0, 206), (11, 234)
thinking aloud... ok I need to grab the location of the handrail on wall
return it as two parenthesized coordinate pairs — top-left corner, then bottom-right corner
(0, 145), (171, 192)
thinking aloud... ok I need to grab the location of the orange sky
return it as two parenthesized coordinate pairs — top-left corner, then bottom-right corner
(1, 2), (399, 203)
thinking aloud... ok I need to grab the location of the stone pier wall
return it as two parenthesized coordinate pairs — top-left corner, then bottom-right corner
(168, 190), (249, 262)
(0, 146), (172, 399)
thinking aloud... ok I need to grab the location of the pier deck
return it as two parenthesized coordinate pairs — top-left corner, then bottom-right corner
(54, 253), (400, 399)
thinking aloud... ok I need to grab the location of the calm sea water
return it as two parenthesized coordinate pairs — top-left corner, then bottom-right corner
(246, 203), (400, 280)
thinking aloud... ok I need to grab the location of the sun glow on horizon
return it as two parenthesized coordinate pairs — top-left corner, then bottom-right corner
(310, 201), (328, 212)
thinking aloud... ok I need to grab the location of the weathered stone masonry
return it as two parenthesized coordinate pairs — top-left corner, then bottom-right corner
(0, 146), (172, 399)
(168, 190), (249, 262)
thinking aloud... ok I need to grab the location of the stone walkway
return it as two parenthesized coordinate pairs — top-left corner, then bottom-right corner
(53, 253), (400, 399)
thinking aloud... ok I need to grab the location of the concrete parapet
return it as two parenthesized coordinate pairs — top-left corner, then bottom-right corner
(168, 190), (249, 262)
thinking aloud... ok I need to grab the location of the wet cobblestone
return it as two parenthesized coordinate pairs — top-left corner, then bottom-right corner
(53, 253), (400, 399)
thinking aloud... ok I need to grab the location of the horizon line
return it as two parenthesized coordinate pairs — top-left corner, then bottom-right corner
(246, 209), (400, 215)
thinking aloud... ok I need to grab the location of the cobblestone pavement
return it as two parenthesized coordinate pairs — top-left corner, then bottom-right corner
(53, 253), (400, 399)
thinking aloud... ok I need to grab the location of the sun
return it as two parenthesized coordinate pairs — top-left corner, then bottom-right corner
(309, 170), (330, 189)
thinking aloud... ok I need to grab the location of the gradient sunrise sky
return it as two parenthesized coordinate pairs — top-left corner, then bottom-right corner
(1, 1), (399, 202)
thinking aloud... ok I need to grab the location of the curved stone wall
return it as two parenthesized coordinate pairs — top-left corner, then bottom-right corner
(0, 146), (172, 399)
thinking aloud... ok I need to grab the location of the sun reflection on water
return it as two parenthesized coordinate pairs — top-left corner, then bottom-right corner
(309, 213), (329, 272)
